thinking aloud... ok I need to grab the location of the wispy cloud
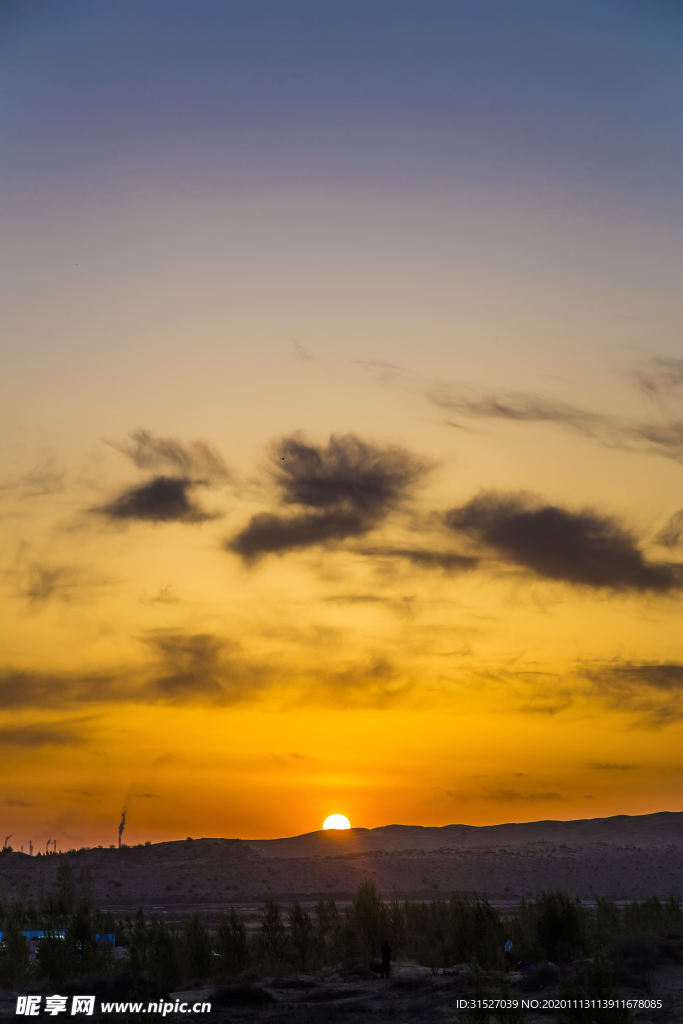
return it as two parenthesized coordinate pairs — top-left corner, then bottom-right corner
(431, 385), (683, 466)
(0, 453), (65, 498)
(507, 659), (683, 728)
(633, 357), (683, 401)
(582, 661), (683, 727)
(361, 359), (683, 466)
(110, 429), (230, 483)
(653, 510), (683, 549)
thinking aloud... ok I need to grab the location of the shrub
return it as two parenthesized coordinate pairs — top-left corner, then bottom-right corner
(183, 912), (212, 980)
(349, 880), (389, 958)
(288, 901), (313, 970)
(216, 909), (249, 975)
(258, 900), (286, 970)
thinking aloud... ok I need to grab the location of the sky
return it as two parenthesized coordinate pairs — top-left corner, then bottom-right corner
(2, 0), (683, 848)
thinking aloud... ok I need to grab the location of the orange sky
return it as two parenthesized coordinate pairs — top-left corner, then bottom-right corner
(2, 1), (683, 849)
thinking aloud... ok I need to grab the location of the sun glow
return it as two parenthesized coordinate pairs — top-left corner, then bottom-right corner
(323, 814), (351, 830)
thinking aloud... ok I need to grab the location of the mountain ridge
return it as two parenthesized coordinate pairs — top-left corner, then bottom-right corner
(241, 811), (683, 857)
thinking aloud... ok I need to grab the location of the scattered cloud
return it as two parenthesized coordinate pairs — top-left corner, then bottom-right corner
(110, 429), (230, 483)
(6, 799), (33, 806)
(134, 792), (160, 799)
(228, 433), (429, 560)
(445, 491), (683, 592)
(361, 360), (683, 466)
(95, 476), (217, 524)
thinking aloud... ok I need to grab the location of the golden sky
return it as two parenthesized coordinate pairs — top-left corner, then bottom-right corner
(2, 0), (683, 847)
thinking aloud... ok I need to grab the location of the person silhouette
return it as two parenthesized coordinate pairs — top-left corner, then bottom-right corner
(380, 939), (392, 978)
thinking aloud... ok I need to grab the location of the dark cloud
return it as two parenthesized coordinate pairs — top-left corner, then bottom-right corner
(589, 663), (683, 692)
(228, 434), (429, 560)
(134, 793), (160, 799)
(445, 491), (683, 591)
(111, 429), (230, 482)
(0, 722), (85, 747)
(587, 763), (635, 771)
(653, 510), (683, 549)
(6, 799), (34, 806)
(96, 476), (216, 523)
(634, 357), (683, 400)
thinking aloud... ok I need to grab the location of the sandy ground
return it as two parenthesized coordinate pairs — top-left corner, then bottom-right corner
(1, 963), (679, 1022)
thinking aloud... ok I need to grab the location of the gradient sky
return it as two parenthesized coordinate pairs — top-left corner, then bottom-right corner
(2, 0), (683, 849)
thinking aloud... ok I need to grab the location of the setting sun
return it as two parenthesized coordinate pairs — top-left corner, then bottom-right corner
(323, 814), (351, 830)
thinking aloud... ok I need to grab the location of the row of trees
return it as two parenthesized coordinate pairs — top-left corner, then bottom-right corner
(1, 866), (681, 992)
